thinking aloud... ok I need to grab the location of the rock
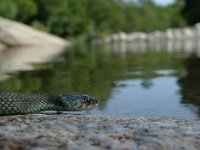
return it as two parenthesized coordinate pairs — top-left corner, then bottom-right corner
(181, 28), (195, 40)
(0, 43), (6, 51)
(0, 17), (70, 47)
(117, 32), (127, 42)
(0, 115), (200, 150)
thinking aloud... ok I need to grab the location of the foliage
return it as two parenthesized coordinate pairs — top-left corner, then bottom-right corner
(0, 0), (187, 37)
(182, 0), (200, 25)
(167, 2), (186, 28)
(87, 0), (125, 34)
(122, 0), (186, 32)
(0, 0), (37, 22)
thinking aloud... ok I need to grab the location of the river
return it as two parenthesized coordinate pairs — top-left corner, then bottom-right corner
(0, 43), (200, 119)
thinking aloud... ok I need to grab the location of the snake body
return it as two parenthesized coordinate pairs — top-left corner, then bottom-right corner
(0, 92), (98, 115)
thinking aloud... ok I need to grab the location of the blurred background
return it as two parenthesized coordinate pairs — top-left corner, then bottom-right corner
(0, 0), (200, 118)
(0, 0), (191, 38)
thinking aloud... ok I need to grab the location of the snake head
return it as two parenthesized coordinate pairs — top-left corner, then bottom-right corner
(58, 94), (98, 111)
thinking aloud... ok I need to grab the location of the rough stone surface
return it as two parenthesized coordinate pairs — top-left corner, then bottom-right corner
(0, 115), (200, 150)
(0, 17), (70, 46)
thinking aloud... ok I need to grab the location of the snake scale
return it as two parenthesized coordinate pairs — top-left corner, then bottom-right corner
(0, 92), (98, 115)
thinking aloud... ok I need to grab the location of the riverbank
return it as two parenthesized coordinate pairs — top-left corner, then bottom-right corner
(90, 23), (200, 56)
(0, 114), (200, 150)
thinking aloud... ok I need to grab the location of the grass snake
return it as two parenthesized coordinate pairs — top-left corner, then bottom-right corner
(0, 92), (98, 115)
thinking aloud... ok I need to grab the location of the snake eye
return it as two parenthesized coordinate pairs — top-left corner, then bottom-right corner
(85, 98), (91, 105)
(82, 95), (91, 105)
(81, 95), (98, 107)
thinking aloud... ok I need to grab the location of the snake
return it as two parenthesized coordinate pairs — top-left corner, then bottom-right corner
(0, 92), (98, 115)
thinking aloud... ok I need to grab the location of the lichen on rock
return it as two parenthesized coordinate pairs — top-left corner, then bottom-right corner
(0, 114), (200, 150)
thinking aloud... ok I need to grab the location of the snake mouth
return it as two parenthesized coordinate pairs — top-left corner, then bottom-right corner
(75, 101), (98, 110)
(84, 102), (97, 109)
(85, 100), (98, 110)
(81, 95), (98, 109)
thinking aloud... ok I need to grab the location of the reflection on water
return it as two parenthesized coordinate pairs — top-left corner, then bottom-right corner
(0, 44), (200, 118)
(178, 54), (200, 116)
(0, 45), (66, 80)
(92, 76), (197, 118)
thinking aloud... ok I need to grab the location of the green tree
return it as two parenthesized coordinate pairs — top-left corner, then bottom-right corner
(119, 0), (185, 32)
(0, 0), (187, 37)
(0, 0), (17, 19)
(0, 0), (37, 22)
(182, 0), (200, 25)
(168, 2), (186, 27)
(121, 2), (140, 32)
(87, 0), (125, 35)
(32, 0), (91, 37)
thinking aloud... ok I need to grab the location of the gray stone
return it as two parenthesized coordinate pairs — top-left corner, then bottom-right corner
(0, 115), (200, 150)
(0, 17), (70, 47)
(0, 42), (6, 50)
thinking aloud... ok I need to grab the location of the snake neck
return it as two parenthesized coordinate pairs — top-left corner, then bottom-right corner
(46, 95), (74, 111)
(45, 95), (63, 110)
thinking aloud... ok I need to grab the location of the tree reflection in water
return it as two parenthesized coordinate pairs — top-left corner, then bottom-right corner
(0, 44), (194, 113)
(178, 53), (200, 116)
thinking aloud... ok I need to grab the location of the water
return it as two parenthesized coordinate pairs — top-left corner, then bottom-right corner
(92, 76), (197, 118)
(0, 44), (200, 119)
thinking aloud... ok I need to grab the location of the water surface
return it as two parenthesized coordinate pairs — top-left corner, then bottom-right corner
(0, 44), (200, 119)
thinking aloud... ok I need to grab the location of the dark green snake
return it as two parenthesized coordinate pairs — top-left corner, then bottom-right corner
(0, 92), (98, 115)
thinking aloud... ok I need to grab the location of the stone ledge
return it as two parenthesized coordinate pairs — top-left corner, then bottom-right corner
(0, 115), (199, 150)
